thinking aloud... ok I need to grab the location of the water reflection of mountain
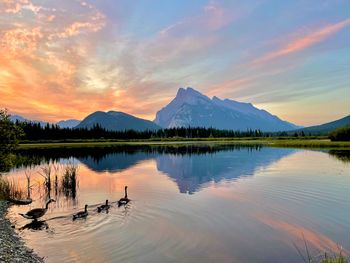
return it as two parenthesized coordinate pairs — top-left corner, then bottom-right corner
(16, 145), (296, 194)
(79, 152), (157, 172)
(77, 145), (265, 173)
(156, 147), (296, 194)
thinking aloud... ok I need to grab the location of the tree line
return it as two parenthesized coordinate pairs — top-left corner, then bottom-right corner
(15, 121), (270, 140)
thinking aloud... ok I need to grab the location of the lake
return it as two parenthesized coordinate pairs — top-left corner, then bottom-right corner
(5, 145), (350, 263)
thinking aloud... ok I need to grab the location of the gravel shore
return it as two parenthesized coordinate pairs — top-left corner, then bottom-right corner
(0, 201), (44, 263)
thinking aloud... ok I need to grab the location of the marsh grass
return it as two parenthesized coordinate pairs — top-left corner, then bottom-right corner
(34, 164), (79, 200)
(61, 164), (78, 198)
(294, 235), (348, 263)
(321, 252), (347, 263)
(39, 166), (52, 194)
(0, 175), (26, 200)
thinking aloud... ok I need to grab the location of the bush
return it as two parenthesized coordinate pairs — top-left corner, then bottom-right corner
(329, 126), (350, 141)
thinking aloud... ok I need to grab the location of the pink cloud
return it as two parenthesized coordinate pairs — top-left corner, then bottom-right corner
(253, 18), (350, 65)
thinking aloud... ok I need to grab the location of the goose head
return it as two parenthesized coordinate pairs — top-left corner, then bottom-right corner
(45, 199), (55, 209)
(46, 199), (56, 205)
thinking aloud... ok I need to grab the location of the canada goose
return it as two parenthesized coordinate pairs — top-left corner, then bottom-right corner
(19, 199), (55, 221)
(73, 204), (88, 220)
(118, 186), (130, 207)
(97, 200), (110, 213)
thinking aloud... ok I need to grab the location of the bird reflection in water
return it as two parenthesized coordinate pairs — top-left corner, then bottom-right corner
(19, 220), (49, 231)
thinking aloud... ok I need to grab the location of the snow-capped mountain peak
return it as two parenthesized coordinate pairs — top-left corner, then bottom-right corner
(154, 87), (300, 131)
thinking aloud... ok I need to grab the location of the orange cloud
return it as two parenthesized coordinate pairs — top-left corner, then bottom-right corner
(1, 27), (43, 57)
(50, 13), (105, 40)
(1, 0), (171, 122)
(253, 18), (350, 65)
(1, 0), (43, 15)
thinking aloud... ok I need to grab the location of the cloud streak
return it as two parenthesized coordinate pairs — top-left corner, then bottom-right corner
(253, 18), (350, 65)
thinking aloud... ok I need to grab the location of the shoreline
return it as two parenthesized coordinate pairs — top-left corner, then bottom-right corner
(18, 138), (350, 150)
(0, 201), (44, 263)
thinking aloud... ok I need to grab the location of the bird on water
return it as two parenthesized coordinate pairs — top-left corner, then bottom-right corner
(19, 199), (55, 221)
(73, 204), (89, 220)
(118, 186), (130, 207)
(97, 200), (110, 213)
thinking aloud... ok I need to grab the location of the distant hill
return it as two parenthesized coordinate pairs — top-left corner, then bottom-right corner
(9, 114), (49, 127)
(76, 111), (160, 131)
(295, 115), (350, 135)
(56, 119), (81, 128)
(10, 114), (80, 128)
(154, 87), (300, 132)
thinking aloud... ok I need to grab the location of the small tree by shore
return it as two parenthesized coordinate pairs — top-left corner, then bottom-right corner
(0, 109), (24, 172)
(0, 109), (23, 155)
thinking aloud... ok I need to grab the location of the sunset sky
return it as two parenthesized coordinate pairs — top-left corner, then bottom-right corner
(1, 0), (349, 126)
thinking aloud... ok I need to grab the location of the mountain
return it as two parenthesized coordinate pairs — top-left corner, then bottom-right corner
(154, 87), (299, 132)
(76, 111), (160, 131)
(10, 115), (27, 123)
(56, 119), (81, 128)
(9, 114), (49, 127)
(295, 115), (350, 135)
(9, 114), (80, 128)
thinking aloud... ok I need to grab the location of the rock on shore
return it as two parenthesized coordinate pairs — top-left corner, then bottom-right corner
(0, 201), (44, 263)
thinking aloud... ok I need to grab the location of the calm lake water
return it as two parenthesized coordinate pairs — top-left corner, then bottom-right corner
(5, 145), (350, 263)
